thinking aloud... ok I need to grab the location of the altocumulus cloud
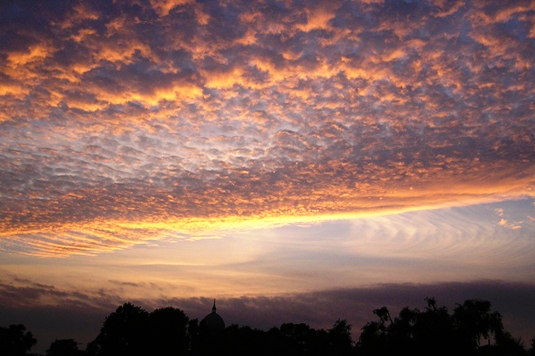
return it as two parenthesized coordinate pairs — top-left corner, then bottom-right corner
(1, 0), (535, 256)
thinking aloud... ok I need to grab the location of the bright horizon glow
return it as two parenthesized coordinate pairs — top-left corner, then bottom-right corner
(1, 1), (535, 352)
(2, 183), (534, 257)
(3, 199), (534, 298)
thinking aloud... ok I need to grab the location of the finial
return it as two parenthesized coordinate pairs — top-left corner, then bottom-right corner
(212, 299), (216, 313)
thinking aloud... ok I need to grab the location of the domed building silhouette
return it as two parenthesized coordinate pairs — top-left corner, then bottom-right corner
(200, 299), (225, 330)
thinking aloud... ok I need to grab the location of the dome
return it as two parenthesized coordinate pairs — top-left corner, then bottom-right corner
(201, 299), (225, 330)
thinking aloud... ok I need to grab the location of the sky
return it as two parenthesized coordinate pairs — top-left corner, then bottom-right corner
(1, 0), (535, 353)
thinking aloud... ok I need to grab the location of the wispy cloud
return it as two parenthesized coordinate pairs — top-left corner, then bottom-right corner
(1, 0), (534, 255)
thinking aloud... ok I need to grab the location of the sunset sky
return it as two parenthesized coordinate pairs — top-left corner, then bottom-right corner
(1, 0), (535, 352)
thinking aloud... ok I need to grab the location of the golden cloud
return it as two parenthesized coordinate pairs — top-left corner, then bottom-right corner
(1, 0), (534, 256)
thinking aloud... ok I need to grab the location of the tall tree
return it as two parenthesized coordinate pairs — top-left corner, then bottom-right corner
(0, 324), (36, 356)
(453, 299), (503, 349)
(328, 319), (353, 356)
(356, 297), (528, 356)
(88, 303), (150, 356)
(149, 307), (189, 356)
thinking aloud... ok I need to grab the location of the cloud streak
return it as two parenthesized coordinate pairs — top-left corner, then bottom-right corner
(1, 0), (535, 255)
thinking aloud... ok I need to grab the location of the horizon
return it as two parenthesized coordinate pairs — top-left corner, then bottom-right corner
(3, 280), (535, 353)
(1, 0), (535, 354)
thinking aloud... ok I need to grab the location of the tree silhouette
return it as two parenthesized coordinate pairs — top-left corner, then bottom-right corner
(223, 324), (266, 356)
(87, 302), (150, 356)
(0, 324), (36, 356)
(87, 303), (194, 356)
(77, 298), (534, 356)
(149, 307), (189, 356)
(528, 337), (535, 355)
(46, 339), (86, 356)
(279, 322), (320, 355)
(356, 306), (392, 356)
(187, 318), (201, 356)
(356, 297), (528, 356)
(489, 330), (527, 356)
(327, 319), (353, 356)
(453, 299), (503, 349)
(264, 322), (343, 356)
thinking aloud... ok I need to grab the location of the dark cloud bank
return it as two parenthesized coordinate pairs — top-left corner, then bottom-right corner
(1, 279), (534, 354)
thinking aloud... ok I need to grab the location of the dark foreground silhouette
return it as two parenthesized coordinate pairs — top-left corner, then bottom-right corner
(2, 297), (534, 356)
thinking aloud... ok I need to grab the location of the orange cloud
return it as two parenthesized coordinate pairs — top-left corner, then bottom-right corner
(7, 44), (52, 67)
(150, 0), (196, 16)
(1, 0), (535, 256)
(297, 6), (338, 32)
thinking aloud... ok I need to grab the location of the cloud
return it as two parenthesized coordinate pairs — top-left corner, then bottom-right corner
(1, 0), (535, 255)
(494, 206), (526, 230)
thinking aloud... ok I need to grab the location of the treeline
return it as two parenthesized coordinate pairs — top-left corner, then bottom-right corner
(2, 297), (535, 356)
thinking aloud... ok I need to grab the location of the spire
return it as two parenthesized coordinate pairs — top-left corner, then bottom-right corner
(201, 298), (225, 330)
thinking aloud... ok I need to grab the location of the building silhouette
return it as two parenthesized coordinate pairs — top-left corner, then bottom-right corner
(200, 299), (225, 330)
